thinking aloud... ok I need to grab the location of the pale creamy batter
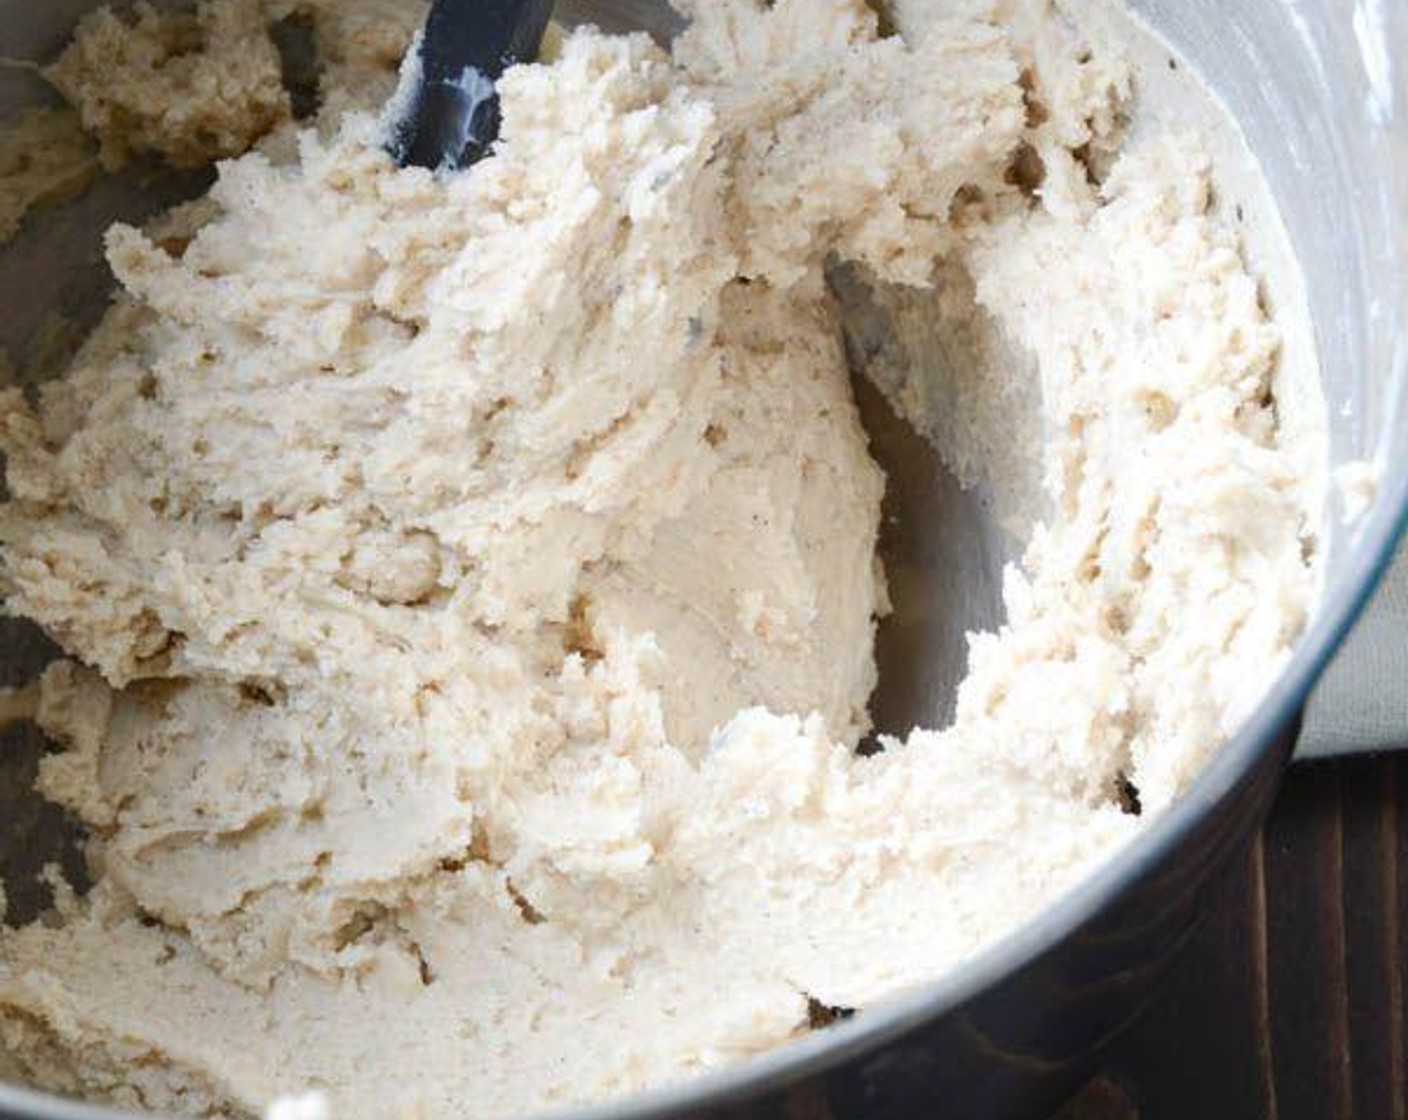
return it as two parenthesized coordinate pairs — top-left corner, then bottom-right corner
(0, 1), (1322, 1117)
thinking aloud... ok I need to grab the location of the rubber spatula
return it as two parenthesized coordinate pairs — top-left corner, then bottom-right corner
(388, 0), (555, 171)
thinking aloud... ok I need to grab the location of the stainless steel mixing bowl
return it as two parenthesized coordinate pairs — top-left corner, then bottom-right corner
(1, 1), (1405, 1119)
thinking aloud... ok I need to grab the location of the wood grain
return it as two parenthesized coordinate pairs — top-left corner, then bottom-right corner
(1055, 755), (1408, 1120)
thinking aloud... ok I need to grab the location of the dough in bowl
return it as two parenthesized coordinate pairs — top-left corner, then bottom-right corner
(0, 0), (1322, 1116)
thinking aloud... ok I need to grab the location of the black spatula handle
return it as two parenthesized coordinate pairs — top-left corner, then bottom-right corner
(389, 0), (555, 171)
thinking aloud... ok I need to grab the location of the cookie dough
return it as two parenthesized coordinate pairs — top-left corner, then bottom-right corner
(0, 0), (1322, 1117)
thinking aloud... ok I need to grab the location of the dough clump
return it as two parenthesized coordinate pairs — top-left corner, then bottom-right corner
(0, 0), (1319, 1117)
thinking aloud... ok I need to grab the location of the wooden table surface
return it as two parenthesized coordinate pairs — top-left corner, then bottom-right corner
(1056, 754), (1407, 1120)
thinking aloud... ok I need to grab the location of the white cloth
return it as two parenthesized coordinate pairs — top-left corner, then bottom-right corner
(1299, 538), (1408, 756)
